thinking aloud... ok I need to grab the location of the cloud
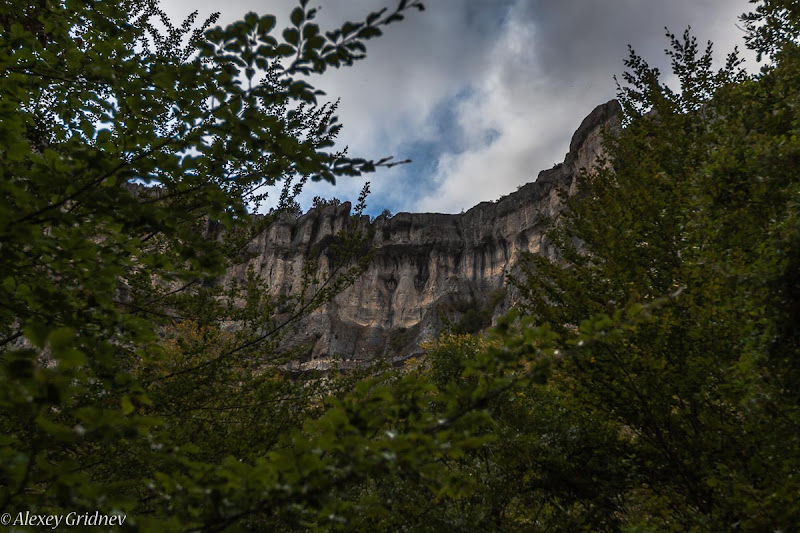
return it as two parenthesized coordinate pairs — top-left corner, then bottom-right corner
(159, 0), (756, 215)
(413, 0), (755, 213)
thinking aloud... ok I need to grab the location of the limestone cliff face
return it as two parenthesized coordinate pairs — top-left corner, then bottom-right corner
(226, 100), (621, 369)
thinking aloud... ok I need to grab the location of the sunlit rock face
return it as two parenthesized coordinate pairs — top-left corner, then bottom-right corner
(225, 100), (621, 369)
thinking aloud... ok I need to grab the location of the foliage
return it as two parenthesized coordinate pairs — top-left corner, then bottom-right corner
(436, 294), (497, 336)
(505, 12), (800, 531)
(387, 324), (418, 355)
(3, 0), (800, 530)
(452, 307), (493, 335)
(443, 288), (506, 336)
(269, 2), (800, 529)
(359, 12), (800, 529)
(0, 0), (424, 529)
(311, 195), (342, 210)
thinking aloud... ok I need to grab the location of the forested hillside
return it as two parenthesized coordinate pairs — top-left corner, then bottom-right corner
(1, 0), (799, 531)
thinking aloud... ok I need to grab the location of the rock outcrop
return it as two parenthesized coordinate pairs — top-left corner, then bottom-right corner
(225, 100), (622, 369)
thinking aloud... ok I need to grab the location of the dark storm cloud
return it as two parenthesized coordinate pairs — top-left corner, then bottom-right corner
(514, 0), (750, 79)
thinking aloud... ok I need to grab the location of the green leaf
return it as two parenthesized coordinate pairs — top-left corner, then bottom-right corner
(258, 15), (276, 36)
(96, 129), (112, 146)
(80, 120), (94, 139)
(303, 23), (319, 40)
(57, 349), (87, 369)
(121, 395), (135, 416)
(366, 9), (386, 26)
(283, 28), (299, 46)
(276, 44), (295, 57)
(23, 322), (49, 348)
(341, 22), (363, 38)
(47, 327), (74, 351)
(290, 7), (304, 27)
(357, 26), (382, 39)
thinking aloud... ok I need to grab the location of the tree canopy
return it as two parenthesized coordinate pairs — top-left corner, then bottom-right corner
(0, 0), (428, 529)
(2, 0), (800, 531)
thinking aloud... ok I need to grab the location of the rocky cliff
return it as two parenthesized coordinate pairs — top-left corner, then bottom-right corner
(225, 100), (622, 369)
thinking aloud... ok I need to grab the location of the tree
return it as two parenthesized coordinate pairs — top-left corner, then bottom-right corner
(313, 3), (800, 530)
(5, 0), (799, 530)
(0, 0), (424, 529)
(240, 4), (800, 529)
(508, 10), (800, 531)
(368, 8), (800, 529)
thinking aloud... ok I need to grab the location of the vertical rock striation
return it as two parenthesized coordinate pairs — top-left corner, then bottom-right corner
(227, 100), (621, 368)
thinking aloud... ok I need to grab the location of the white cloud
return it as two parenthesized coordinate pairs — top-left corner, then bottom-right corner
(159, 0), (757, 214)
(413, 0), (756, 213)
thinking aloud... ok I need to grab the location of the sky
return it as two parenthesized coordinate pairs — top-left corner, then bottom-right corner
(161, 0), (757, 216)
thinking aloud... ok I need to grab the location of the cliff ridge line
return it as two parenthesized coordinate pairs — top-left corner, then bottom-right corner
(224, 100), (622, 368)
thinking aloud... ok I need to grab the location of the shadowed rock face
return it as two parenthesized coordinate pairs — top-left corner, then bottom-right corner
(225, 100), (622, 369)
